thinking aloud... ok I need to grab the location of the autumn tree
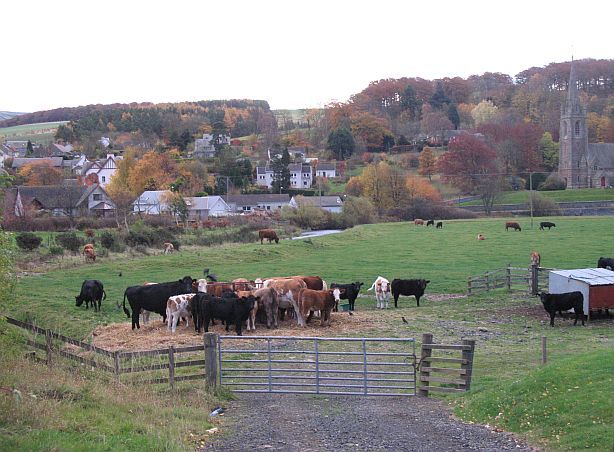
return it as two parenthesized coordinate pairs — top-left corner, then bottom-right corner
(128, 151), (179, 194)
(18, 161), (63, 186)
(350, 112), (393, 151)
(345, 176), (363, 197)
(358, 161), (393, 213)
(437, 135), (501, 214)
(471, 100), (499, 125)
(405, 176), (441, 202)
(418, 146), (437, 181)
(420, 105), (453, 143)
(539, 132), (559, 171)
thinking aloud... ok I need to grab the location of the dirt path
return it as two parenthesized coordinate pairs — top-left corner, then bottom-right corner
(204, 394), (533, 451)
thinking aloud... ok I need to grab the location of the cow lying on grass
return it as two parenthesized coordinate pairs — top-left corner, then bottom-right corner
(539, 291), (585, 326)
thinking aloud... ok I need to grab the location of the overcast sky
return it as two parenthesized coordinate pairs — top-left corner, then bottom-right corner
(2, 0), (612, 113)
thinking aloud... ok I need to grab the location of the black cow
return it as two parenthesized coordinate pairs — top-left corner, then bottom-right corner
(539, 222), (556, 230)
(123, 276), (194, 330)
(538, 291), (585, 326)
(330, 281), (363, 311)
(426, 220), (434, 227)
(436, 221), (443, 229)
(192, 293), (256, 336)
(391, 279), (430, 307)
(597, 257), (614, 270)
(75, 280), (106, 312)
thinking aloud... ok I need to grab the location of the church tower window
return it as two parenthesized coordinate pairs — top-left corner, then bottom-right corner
(575, 121), (580, 136)
(562, 121), (568, 138)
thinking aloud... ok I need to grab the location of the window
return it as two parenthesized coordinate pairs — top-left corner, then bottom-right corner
(577, 161), (580, 168)
(267, 206), (271, 210)
(562, 121), (568, 138)
(303, 181), (307, 186)
(575, 121), (580, 136)
(101, 176), (106, 182)
(93, 194), (102, 201)
(594, 165), (598, 170)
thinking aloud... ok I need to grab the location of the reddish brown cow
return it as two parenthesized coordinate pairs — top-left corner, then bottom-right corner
(83, 245), (96, 263)
(297, 288), (341, 326)
(265, 278), (307, 326)
(292, 275), (326, 290)
(258, 229), (279, 244)
(505, 221), (521, 231)
(414, 219), (424, 226)
(207, 282), (235, 297)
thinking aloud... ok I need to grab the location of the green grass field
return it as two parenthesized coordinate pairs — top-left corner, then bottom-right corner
(0, 121), (67, 144)
(3, 216), (613, 449)
(460, 188), (614, 205)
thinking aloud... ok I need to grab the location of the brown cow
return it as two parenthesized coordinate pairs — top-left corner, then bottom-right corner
(414, 219), (424, 226)
(292, 275), (326, 290)
(83, 245), (96, 263)
(531, 251), (541, 266)
(505, 221), (521, 231)
(258, 229), (279, 244)
(207, 282), (235, 297)
(297, 288), (341, 326)
(236, 287), (279, 331)
(265, 278), (307, 326)
(232, 278), (255, 291)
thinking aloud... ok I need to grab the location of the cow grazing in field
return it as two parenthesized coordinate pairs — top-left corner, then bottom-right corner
(426, 220), (434, 227)
(330, 281), (363, 312)
(298, 288), (341, 326)
(477, 234), (485, 240)
(75, 280), (106, 312)
(597, 257), (614, 270)
(265, 277), (307, 325)
(436, 221), (443, 229)
(414, 219), (424, 226)
(258, 229), (279, 244)
(82, 244), (96, 262)
(531, 251), (541, 267)
(538, 291), (585, 327)
(391, 279), (430, 308)
(505, 221), (521, 231)
(368, 276), (391, 309)
(539, 222), (556, 230)
(292, 275), (327, 290)
(192, 293), (257, 336)
(163, 242), (175, 254)
(123, 276), (195, 330)
(166, 293), (195, 333)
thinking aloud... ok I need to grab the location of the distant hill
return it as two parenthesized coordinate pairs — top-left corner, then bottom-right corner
(0, 111), (26, 121)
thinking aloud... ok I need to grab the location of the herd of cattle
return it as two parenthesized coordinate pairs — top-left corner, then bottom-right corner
(73, 274), (432, 335)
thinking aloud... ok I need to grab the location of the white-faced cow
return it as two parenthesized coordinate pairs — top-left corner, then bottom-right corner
(368, 276), (391, 309)
(75, 280), (106, 312)
(391, 279), (430, 307)
(123, 276), (195, 330)
(330, 281), (363, 311)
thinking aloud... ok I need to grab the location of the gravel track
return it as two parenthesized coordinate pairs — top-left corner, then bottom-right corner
(204, 394), (533, 451)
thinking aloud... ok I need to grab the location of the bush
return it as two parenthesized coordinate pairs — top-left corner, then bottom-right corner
(15, 232), (42, 251)
(539, 173), (566, 191)
(341, 196), (375, 227)
(49, 245), (64, 256)
(100, 231), (116, 249)
(56, 232), (85, 254)
(530, 192), (562, 216)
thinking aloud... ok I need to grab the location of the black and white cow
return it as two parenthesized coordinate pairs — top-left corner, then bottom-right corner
(538, 291), (585, 326)
(391, 279), (430, 307)
(330, 281), (363, 311)
(75, 280), (106, 312)
(122, 276), (195, 330)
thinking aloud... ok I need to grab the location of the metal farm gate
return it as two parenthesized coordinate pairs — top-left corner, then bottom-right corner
(218, 336), (417, 396)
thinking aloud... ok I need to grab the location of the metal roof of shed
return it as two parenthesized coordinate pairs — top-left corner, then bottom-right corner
(550, 268), (614, 286)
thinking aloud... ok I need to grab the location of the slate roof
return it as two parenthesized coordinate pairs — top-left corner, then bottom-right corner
(225, 194), (290, 205)
(16, 185), (95, 209)
(11, 157), (64, 169)
(588, 144), (614, 169)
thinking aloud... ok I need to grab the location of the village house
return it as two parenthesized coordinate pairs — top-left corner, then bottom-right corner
(194, 134), (231, 158)
(225, 194), (290, 213)
(255, 162), (336, 190)
(82, 153), (122, 187)
(133, 190), (171, 215)
(289, 195), (344, 213)
(185, 196), (232, 220)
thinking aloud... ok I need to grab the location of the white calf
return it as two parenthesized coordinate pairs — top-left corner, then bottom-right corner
(166, 293), (195, 333)
(368, 276), (391, 309)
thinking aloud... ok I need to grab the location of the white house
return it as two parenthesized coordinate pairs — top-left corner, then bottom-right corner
(194, 134), (232, 158)
(133, 190), (171, 215)
(225, 194), (290, 213)
(83, 154), (122, 187)
(289, 195), (344, 213)
(314, 162), (336, 179)
(255, 162), (336, 189)
(185, 196), (232, 220)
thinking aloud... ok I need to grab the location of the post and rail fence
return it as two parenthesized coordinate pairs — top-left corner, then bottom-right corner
(7, 317), (475, 396)
(467, 265), (556, 296)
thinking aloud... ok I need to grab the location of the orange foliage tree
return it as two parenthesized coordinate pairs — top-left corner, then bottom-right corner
(127, 151), (179, 194)
(405, 176), (441, 202)
(18, 161), (63, 186)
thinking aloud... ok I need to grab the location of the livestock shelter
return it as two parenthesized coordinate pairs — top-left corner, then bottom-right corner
(548, 268), (614, 318)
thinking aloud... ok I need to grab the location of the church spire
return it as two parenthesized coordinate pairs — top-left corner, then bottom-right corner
(567, 57), (578, 104)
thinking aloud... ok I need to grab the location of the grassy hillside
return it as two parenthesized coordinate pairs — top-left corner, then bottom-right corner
(0, 121), (67, 144)
(0, 111), (26, 121)
(460, 188), (614, 205)
(456, 349), (614, 450)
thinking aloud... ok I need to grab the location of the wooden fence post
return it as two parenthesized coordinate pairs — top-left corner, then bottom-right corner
(485, 273), (490, 291)
(168, 346), (175, 390)
(506, 265), (511, 291)
(541, 336), (547, 365)
(530, 264), (539, 295)
(45, 330), (53, 368)
(204, 333), (218, 388)
(461, 339), (475, 391)
(467, 278), (472, 296)
(113, 351), (121, 382)
(419, 333), (433, 397)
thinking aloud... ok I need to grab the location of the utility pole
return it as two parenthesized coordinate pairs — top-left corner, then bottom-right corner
(529, 171), (534, 229)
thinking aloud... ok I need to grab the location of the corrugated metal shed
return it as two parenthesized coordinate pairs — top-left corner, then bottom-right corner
(549, 268), (614, 317)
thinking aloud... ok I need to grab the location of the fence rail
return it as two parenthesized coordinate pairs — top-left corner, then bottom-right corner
(419, 333), (475, 395)
(467, 265), (556, 296)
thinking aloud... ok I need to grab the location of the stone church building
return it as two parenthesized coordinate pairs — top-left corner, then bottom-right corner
(559, 61), (614, 188)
